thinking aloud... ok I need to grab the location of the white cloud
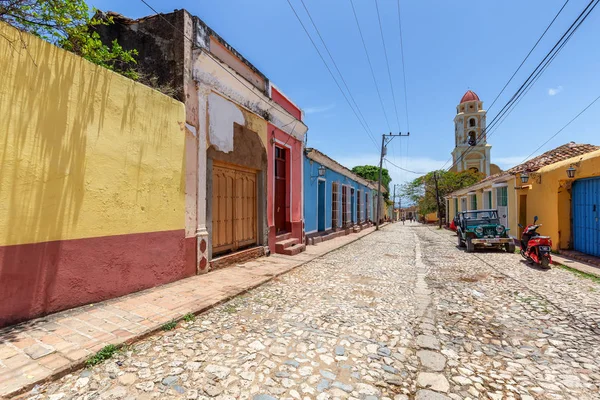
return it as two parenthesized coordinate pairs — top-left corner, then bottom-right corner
(548, 86), (563, 96)
(304, 103), (335, 114)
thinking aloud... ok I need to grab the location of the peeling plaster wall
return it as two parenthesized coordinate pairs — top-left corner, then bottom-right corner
(208, 93), (245, 153)
(192, 52), (307, 142)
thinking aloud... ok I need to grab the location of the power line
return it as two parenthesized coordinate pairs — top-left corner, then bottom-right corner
(445, 0), (599, 172)
(138, 0), (303, 125)
(396, 0), (410, 132)
(443, 0), (595, 170)
(298, 0), (378, 145)
(349, 0), (392, 132)
(286, 0), (379, 150)
(374, 0), (402, 131)
(385, 158), (424, 175)
(518, 93), (600, 166)
(486, 0), (571, 112)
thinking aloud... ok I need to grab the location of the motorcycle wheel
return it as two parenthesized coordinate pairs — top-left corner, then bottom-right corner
(541, 257), (551, 269)
(520, 249), (527, 259)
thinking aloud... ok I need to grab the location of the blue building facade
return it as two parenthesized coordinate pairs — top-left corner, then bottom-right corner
(304, 148), (378, 237)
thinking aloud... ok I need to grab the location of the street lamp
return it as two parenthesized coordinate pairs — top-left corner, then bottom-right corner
(566, 165), (576, 179)
(520, 172), (529, 184)
(318, 165), (326, 176)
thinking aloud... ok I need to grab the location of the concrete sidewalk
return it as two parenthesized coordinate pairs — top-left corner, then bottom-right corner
(552, 253), (600, 278)
(0, 225), (386, 398)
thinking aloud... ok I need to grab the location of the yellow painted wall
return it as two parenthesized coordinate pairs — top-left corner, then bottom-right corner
(241, 109), (267, 148)
(521, 150), (600, 251)
(0, 23), (186, 247)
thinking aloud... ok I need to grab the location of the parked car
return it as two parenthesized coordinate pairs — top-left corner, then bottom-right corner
(456, 209), (515, 253)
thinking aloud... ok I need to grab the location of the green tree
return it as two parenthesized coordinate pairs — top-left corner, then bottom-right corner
(401, 169), (483, 221)
(351, 165), (391, 200)
(0, 0), (137, 79)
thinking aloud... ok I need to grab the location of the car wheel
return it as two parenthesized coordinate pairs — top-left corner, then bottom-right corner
(457, 233), (465, 248)
(505, 243), (515, 253)
(466, 237), (474, 253)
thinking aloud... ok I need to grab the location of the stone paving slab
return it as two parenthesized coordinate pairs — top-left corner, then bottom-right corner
(0, 225), (383, 398)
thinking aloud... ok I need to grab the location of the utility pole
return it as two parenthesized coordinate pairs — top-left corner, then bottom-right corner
(392, 183), (401, 221)
(433, 171), (442, 229)
(392, 184), (397, 221)
(376, 132), (409, 230)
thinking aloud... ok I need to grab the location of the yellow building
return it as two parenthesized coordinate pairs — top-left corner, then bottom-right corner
(0, 22), (188, 327)
(446, 143), (599, 255)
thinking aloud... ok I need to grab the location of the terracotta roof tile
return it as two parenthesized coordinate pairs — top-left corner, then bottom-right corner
(506, 142), (599, 174)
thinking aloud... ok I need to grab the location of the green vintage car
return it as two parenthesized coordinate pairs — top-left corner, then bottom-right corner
(456, 209), (515, 253)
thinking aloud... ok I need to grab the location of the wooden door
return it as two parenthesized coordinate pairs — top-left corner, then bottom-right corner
(212, 163), (257, 255)
(519, 194), (527, 238)
(274, 146), (287, 234)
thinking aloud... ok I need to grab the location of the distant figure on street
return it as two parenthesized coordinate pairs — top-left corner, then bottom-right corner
(401, 217), (405, 225)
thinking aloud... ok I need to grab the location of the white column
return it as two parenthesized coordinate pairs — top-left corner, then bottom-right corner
(196, 84), (210, 273)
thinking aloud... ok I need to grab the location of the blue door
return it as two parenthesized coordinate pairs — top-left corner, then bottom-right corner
(573, 178), (600, 257)
(318, 180), (326, 232)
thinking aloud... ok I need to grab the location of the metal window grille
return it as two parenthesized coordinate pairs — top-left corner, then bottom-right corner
(332, 182), (339, 229)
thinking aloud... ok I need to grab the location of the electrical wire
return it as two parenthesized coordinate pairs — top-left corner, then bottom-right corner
(486, 0), (571, 112)
(396, 0), (410, 132)
(298, 0), (377, 143)
(374, 0), (402, 131)
(349, 0), (392, 132)
(384, 158), (425, 175)
(138, 0), (304, 126)
(286, 0), (379, 150)
(518, 93), (600, 166)
(444, 0), (599, 172)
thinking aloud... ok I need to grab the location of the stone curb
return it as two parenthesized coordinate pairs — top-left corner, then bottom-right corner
(5, 225), (384, 399)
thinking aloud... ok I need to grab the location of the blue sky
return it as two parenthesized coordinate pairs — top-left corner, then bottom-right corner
(90, 0), (600, 187)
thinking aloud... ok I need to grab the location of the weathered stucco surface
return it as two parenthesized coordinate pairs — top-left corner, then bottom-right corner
(208, 92), (245, 153)
(0, 22), (191, 327)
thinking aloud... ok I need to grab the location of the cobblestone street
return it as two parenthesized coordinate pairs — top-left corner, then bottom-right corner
(20, 224), (600, 400)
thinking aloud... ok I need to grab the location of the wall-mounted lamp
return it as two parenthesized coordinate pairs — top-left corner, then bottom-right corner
(566, 162), (580, 179)
(312, 165), (326, 178)
(520, 171), (541, 184)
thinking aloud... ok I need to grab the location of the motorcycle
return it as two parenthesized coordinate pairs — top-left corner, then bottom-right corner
(518, 216), (552, 268)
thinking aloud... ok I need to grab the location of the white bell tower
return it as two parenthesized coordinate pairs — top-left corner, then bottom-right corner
(451, 90), (491, 176)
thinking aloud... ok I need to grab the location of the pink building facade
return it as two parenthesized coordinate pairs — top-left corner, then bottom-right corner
(267, 86), (306, 256)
